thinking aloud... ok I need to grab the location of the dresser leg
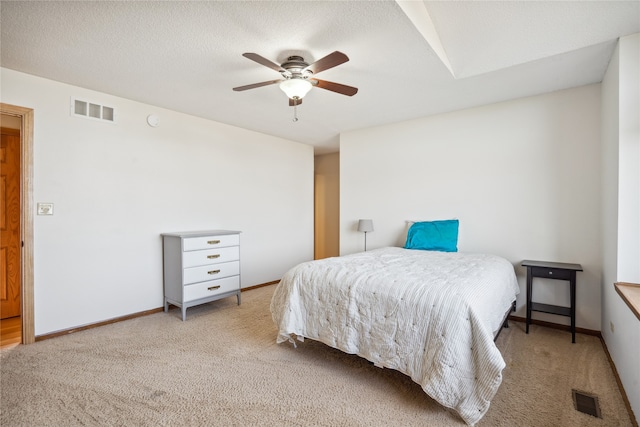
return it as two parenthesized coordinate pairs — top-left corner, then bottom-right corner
(181, 306), (187, 321)
(237, 292), (241, 305)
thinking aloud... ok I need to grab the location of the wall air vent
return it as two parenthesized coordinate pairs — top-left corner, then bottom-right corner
(71, 97), (116, 123)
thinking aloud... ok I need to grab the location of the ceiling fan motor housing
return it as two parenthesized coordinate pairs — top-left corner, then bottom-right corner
(281, 56), (313, 79)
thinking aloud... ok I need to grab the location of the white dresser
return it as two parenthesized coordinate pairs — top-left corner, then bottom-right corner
(162, 230), (241, 320)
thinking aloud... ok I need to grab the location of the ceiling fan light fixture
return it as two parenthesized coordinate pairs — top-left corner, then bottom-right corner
(279, 78), (312, 99)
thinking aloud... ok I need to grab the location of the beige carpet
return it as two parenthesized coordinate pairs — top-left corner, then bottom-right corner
(1, 284), (633, 426)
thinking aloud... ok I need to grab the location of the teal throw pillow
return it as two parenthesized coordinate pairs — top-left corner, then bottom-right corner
(405, 219), (459, 252)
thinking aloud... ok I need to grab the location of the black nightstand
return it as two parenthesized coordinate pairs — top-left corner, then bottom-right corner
(521, 260), (583, 343)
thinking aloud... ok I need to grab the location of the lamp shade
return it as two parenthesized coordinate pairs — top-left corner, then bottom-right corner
(358, 219), (374, 233)
(279, 78), (312, 99)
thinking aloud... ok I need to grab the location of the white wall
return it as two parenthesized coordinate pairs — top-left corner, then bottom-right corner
(341, 85), (603, 330)
(601, 33), (640, 420)
(1, 68), (314, 335)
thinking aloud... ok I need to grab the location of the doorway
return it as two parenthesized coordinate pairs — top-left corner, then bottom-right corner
(0, 104), (35, 346)
(314, 153), (340, 259)
(1, 124), (21, 347)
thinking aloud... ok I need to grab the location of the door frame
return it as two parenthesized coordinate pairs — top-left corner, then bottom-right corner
(1, 103), (34, 344)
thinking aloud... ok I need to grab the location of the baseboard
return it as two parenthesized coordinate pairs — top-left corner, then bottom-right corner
(35, 307), (164, 342)
(508, 315), (638, 426)
(598, 335), (638, 427)
(35, 280), (281, 342)
(508, 315), (600, 336)
(242, 280), (279, 291)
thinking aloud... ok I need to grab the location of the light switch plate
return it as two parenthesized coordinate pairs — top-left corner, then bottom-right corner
(37, 202), (54, 215)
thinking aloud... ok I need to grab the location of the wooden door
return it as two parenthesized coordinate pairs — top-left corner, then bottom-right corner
(1, 127), (21, 319)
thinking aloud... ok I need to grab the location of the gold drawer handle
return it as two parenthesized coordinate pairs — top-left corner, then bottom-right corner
(207, 285), (221, 291)
(207, 240), (221, 245)
(207, 269), (221, 275)
(207, 254), (221, 259)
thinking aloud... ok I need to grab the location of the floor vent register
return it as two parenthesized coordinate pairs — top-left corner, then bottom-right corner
(572, 389), (602, 418)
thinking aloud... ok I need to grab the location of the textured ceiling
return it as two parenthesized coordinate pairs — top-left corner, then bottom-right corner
(1, 1), (638, 154)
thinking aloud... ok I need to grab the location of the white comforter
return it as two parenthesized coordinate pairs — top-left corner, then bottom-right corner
(270, 247), (520, 426)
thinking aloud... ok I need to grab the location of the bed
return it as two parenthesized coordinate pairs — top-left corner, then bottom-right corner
(270, 243), (520, 426)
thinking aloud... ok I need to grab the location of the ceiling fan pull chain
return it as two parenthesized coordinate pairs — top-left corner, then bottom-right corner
(293, 97), (299, 122)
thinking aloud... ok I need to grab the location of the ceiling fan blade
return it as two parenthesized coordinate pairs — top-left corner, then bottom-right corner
(242, 53), (285, 73)
(233, 79), (282, 92)
(304, 51), (349, 74)
(288, 98), (303, 107)
(311, 79), (358, 96)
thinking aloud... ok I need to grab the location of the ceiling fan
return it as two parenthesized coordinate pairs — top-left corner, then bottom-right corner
(232, 51), (358, 108)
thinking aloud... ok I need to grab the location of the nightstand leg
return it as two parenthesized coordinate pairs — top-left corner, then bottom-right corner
(570, 273), (576, 343)
(526, 267), (532, 334)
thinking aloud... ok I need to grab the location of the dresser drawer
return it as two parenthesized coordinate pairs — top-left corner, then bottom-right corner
(183, 261), (240, 285)
(183, 234), (239, 251)
(182, 246), (239, 268)
(530, 266), (572, 280)
(183, 275), (240, 302)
